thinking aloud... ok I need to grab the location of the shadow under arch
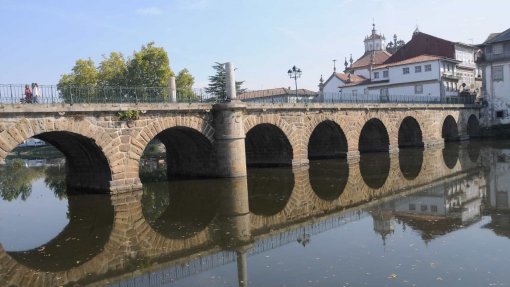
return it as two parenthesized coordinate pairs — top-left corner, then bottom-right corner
(308, 120), (348, 159)
(245, 124), (293, 167)
(32, 131), (112, 192)
(360, 152), (391, 189)
(7, 194), (114, 272)
(467, 114), (481, 138)
(399, 148), (424, 180)
(442, 115), (459, 142)
(143, 126), (215, 181)
(398, 116), (424, 148)
(141, 179), (221, 239)
(309, 159), (349, 201)
(247, 167), (294, 216)
(443, 142), (460, 169)
(359, 118), (390, 153)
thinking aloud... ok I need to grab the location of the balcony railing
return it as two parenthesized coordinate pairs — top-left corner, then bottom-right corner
(478, 51), (510, 62)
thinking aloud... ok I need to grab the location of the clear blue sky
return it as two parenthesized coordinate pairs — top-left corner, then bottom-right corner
(1, 0), (508, 90)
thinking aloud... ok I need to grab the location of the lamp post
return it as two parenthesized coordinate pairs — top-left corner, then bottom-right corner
(287, 65), (302, 98)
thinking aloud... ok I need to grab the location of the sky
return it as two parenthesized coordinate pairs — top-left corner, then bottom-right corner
(1, 0), (509, 91)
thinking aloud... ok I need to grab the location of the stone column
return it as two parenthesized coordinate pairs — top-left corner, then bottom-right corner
(225, 62), (237, 101)
(213, 62), (247, 177)
(168, 77), (177, 103)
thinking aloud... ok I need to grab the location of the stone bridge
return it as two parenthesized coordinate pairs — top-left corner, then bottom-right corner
(0, 144), (485, 286)
(0, 101), (481, 192)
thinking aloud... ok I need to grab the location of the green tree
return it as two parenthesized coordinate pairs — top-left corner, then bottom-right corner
(57, 58), (98, 103)
(98, 52), (127, 87)
(205, 62), (245, 102)
(176, 68), (197, 101)
(126, 42), (173, 87)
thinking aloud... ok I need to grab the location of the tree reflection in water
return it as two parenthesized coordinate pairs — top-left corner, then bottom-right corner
(0, 160), (45, 201)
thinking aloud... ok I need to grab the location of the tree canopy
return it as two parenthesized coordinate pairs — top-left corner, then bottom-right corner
(205, 62), (245, 102)
(175, 68), (196, 101)
(57, 42), (194, 102)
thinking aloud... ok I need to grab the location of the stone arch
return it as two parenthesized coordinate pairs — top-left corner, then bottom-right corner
(245, 123), (293, 166)
(467, 114), (480, 138)
(359, 118), (390, 153)
(243, 115), (298, 166)
(0, 118), (115, 191)
(398, 116), (424, 148)
(134, 116), (215, 179)
(308, 120), (348, 159)
(442, 115), (459, 142)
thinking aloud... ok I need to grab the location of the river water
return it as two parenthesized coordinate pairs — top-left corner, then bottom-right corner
(1, 141), (510, 286)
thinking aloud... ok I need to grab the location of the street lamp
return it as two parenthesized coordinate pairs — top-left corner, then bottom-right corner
(287, 65), (302, 97)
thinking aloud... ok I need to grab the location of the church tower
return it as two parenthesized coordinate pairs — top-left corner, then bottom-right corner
(364, 23), (386, 53)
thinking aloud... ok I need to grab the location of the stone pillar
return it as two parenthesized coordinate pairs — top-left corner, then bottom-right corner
(213, 62), (247, 177)
(225, 62), (237, 101)
(168, 77), (177, 103)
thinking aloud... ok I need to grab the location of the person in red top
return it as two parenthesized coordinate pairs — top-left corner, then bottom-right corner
(24, 84), (32, 103)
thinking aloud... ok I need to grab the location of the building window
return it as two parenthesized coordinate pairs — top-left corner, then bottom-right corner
(383, 70), (388, 77)
(374, 72), (379, 79)
(493, 65), (504, 81)
(380, 88), (389, 96)
(425, 64), (432, 71)
(431, 205), (438, 212)
(496, 110), (505, 118)
(415, 66), (422, 73)
(447, 64), (451, 71)
(409, 204), (416, 211)
(415, 84), (423, 94)
(403, 67), (410, 74)
(421, 205), (428, 212)
(493, 43), (504, 55)
(352, 90), (357, 96)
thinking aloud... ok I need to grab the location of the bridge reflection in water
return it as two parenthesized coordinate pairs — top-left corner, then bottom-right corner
(1, 142), (507, 286)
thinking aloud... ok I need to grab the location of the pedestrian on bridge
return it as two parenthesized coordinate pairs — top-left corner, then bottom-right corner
(31, 83), (40, 103)
(23, 84), (32, 104)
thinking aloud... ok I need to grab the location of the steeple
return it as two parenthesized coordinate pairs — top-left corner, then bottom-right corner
(364, 23), (386, 53)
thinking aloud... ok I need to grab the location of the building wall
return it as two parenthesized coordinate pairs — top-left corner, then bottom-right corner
(484, 61), (510, 123)
(323, 76), (343, 95)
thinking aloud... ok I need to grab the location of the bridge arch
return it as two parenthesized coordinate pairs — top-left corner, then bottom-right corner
(308, 120), (348, 159)
(134, 117), (215, 179)
(245, 123), (293, 166)
(442, 115), (459, 142)
(0, 118), (114, 191)
(359, 118), (390, 153)
(398, 116), (424, 148)
(467, 114), (480, 138)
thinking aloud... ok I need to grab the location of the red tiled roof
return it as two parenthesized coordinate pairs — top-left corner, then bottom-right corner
(384, 32), (456, 64)
(351, 50), (392, 69)
(374, 55), (444, 69)
(239, 88), (317, 99)
(335, 73), (367, 83)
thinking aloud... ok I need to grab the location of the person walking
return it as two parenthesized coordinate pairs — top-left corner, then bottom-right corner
(32, 83), (40, 103)
(24, 84), (32, 103)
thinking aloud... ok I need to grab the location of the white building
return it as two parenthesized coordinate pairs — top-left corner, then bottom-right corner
(320, 26), (479, 103)
(477, 28), (510, 125)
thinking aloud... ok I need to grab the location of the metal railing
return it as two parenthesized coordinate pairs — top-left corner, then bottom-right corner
(0, 84), (478, 106)
(0, 84), (216, 105)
